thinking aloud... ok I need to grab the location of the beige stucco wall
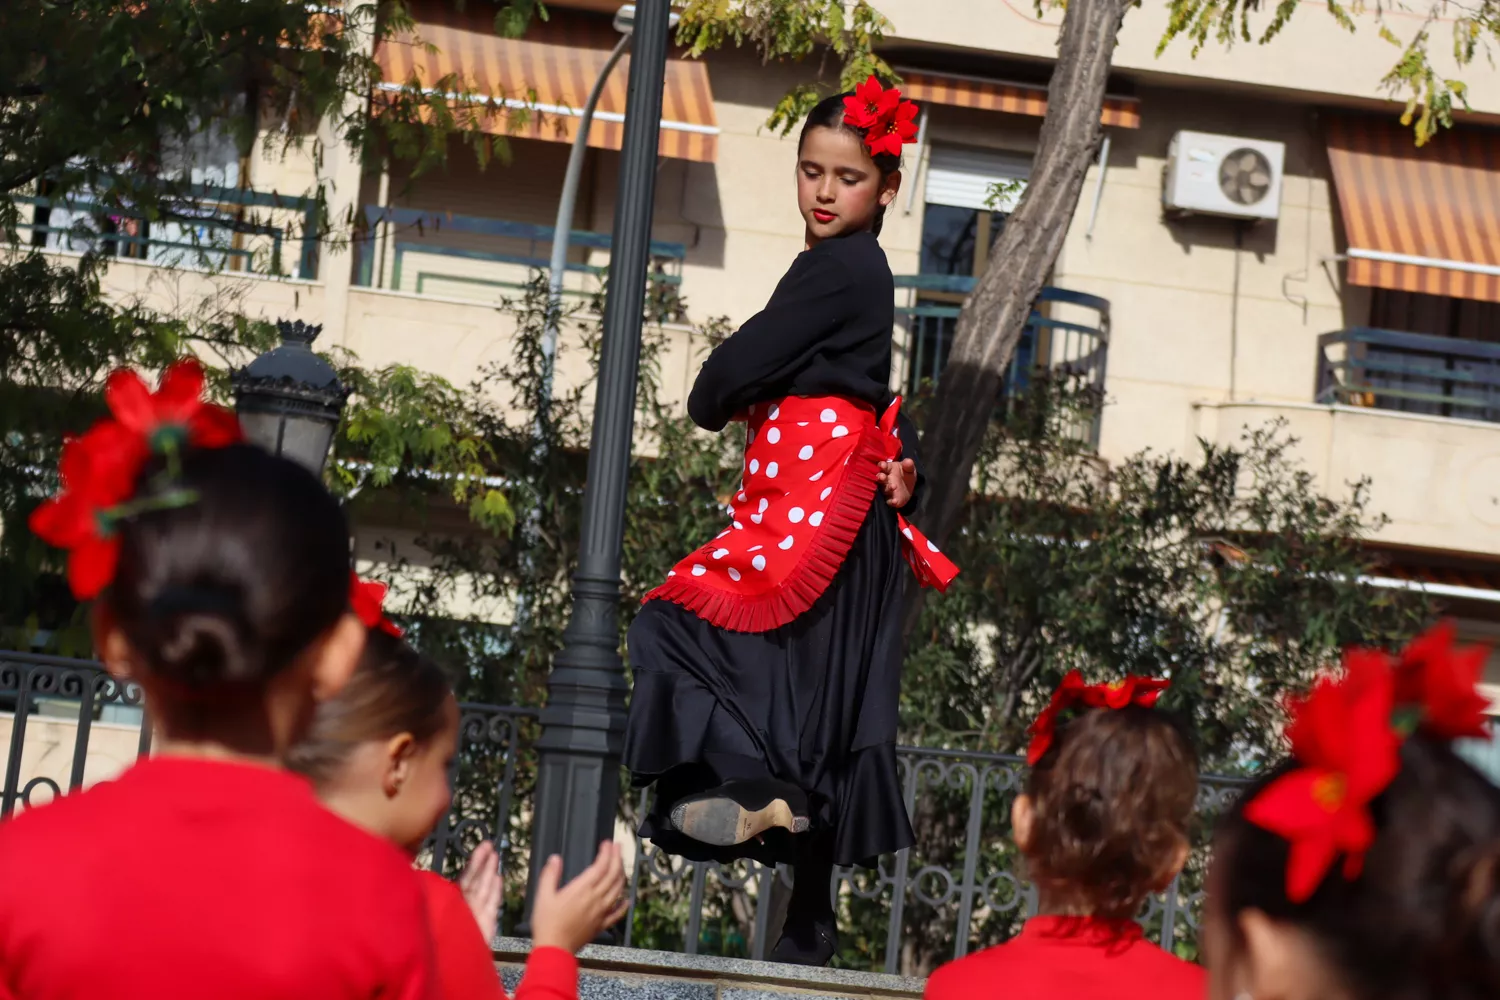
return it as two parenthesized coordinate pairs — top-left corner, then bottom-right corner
(0, 715), (142, 814)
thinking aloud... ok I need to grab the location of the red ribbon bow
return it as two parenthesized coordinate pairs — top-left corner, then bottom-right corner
(29, 359), (242, 599)
(842, 75), (920, 158)
(1025, 670), (1171, 766)
(350, 572), (403, 637)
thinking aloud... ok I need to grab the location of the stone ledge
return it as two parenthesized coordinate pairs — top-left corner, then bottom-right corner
(495, 937), (925, 999)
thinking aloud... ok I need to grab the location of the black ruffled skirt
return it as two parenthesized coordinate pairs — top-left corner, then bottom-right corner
(623, 494), (914, 869)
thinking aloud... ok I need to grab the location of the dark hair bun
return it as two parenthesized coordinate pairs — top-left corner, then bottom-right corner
(107, 444), (350, 692)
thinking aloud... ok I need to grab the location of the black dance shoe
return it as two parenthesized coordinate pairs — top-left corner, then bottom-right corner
(770, 907), (838, 967)
(667, 778), (810, 846)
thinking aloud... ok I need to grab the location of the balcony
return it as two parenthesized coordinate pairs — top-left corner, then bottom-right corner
(896, 276), (1111, 446)
(1194, 327), (1500, 556)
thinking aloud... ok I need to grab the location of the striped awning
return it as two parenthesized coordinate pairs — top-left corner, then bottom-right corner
(898, 69), (1141, 129)
(1326, 116), (1500, 304)
(374, 5), (718, 163)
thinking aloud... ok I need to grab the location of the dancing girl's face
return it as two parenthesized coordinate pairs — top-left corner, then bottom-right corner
(796, 125), (900, 247)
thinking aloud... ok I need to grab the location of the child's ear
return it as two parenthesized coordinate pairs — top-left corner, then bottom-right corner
(1153, 834), (1191, 891)
(878, 169), (902, 208)
(381, 732), (417, 798)
(91, 603), (137, 682)
(1011, 794), (1037, 854)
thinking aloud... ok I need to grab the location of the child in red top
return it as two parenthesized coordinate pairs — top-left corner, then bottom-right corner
(1205, 625), (1500, 1000)
(924, 674), (1204, 1000)
(288, 622), (628, 1000)
(0, 363), (436, 1000)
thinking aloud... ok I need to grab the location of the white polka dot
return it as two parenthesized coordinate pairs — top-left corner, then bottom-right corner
(692, 564), (706, 576)
(748, 545), (764, 553)
(758, 498), (769, 513)
(769, 405), (781, 420)
(751, 514), (763, 524)
(749, 459), (760, 475)
(737, 492), (747, 503)
(809, 512), (824, 527)
(927, 540), (940, 553)
(788, 507), (805, 524)
(728, 567), (742, 581)
(668, 570), (677, 577)
(832, 426), (849, 439)
(799, 445), (814, 461)
(779, 535), (796, 550)
(766, 462), (779, 479)
(749, 403), (757, 415)
(798, 422), (809, 427)
(767, 427), (781, 444)
(752, 555), (767, 571)
(810, 471), (824, 482)
(747, 430), (755, 445)
(733, 521), (744, 530)
(893, 428), (900, 439)
(821, 487), (833, 501)
(820, 408), (837, 423)
(902, 527), (914, 540)
(717, 530), (730, 539)
(713, 548), (730, 560)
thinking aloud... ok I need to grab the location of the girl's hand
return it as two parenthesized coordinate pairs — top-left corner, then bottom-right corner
(530, 841), (630, 955)
(877, 459), (917, 509)
(459, 840), (503, 944)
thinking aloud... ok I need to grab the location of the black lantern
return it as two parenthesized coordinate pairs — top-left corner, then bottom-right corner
(231, 320), (349, 474)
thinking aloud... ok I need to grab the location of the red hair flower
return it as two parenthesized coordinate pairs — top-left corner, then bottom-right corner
(106, 358), (243, 453)
(350, 572), (403, 637)
(30, 358), (243, 599)
(842, 75), (920, 157)
(1393, 621), (1491, 740)
(1026, 670), (1171, 765)
(1244, 663), (1401, 903)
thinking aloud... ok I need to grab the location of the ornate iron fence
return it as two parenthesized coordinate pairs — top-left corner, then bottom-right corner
(0, 652), (1246, 975)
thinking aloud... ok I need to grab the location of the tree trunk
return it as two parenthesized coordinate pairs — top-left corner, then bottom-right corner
(912, 0), (1128, 554)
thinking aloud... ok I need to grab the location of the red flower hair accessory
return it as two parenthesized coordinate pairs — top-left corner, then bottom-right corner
(350, 572), (403, 637)
(842, 75), (920, 158)
(1244, 661), (1400, 903)
(29, 358), (242, 599)
(1393, 620), (1491, 740)
(1026, 670), (1171, 765)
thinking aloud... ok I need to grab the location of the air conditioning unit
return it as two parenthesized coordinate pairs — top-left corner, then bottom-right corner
(1163, 131), (1286, 221)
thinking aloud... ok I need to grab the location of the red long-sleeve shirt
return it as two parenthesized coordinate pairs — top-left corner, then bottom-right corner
(924, 916), (1204, 1000)
(0, 757), (437, 1000)
(417, 871), (578, 1000)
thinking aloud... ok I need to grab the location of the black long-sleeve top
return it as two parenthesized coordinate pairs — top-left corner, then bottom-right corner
(687, 231), (924, 509)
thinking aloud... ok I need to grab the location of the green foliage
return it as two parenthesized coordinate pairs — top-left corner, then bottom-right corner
(675, 0), (897, 134)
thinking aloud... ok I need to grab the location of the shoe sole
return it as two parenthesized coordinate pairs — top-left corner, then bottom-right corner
(669, 796), (810, 846)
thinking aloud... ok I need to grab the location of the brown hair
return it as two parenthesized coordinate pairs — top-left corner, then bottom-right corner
(1025, 705), (1199, 919)
(285, 629), (453, 784)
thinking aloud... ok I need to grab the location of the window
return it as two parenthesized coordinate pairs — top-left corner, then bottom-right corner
(906, 146), (1031, 395)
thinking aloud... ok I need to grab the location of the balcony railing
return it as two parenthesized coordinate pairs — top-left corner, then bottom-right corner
(3, 651), (1243, 974)
(354, 206), (686, 301)
(14, 185), (322, 279)
(1316, 327), (1500, 423)
(897, 276), (1111, 447)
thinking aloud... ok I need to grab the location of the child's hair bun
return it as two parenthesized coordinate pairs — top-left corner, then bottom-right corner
(107, 444), (350, 693)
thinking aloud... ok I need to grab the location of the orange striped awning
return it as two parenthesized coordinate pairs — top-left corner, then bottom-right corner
(899, 69), (1141, 129)
(374, 5), (718, 163)
(1326, 116), (1500, 304)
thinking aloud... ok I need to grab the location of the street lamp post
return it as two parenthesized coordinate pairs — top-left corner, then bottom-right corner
(524, 0), (672, 897)
(230, 320), (350, 473)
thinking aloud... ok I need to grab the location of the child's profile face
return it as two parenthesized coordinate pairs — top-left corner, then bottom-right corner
(387, 695), (460, 855)
(795, 126), (899, 245)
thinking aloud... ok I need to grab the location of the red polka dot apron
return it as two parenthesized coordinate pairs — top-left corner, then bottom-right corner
(645, 395), (960, 633)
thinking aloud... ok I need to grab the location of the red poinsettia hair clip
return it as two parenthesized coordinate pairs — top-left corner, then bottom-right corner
(1026, 670), (1171, 765)
(1392, 620), (1491, 740)
(350, 572), (403, 637)
(842, 75), (920, 158)
(1244, 661), (1401, 903)
(29, 358), (242, 599)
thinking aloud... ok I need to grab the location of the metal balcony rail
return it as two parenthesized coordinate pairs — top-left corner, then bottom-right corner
(13, 185), (322, 279)
(1316, 326), (1500, 424)
(1, 652), (1242, 974)
(354, 206), (687, 299)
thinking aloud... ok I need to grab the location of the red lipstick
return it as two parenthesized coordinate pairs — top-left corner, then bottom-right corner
(812, 209), (836, 224)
